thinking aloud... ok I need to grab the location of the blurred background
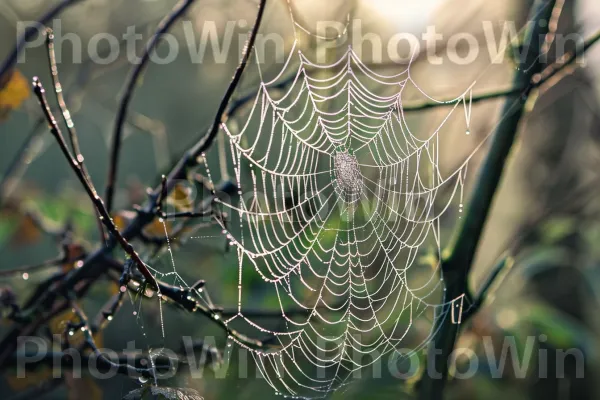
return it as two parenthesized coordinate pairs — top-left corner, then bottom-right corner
(1, 0), (600, 399)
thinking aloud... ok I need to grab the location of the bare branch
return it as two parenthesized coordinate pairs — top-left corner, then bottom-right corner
(105, 0), (198, 213)
(32, 78), (157, 288)
(45, 28), (107, 242)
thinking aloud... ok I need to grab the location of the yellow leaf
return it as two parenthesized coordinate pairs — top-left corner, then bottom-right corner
(142, 218), (173, 239)
(112, 210), (135, 232)
(0, 69), (29, 121)
(48, 309), (103, 349)
(167, 183), (194, 212)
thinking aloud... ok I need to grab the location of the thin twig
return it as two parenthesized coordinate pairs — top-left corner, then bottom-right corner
(463, 255), (515, 321)
(0, 0), (85, 80)
(92, 291), (125, 331)
(105, 0), (197, 213)
(70, 297), (156, 378)
(161, 210), (212, 219)
(0, 0), (268, 373)
(142, 275), (264, 349)
(32, 78), (157, 288)
(227, 28), (600, 117)
(0, 254), (84, 278)
(187, 0), (267, 162)
(45, 28), (107, 243)
(0, 119), (45, 204)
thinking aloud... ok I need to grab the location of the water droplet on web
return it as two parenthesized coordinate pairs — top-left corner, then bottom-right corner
(138, 376), (148, 384)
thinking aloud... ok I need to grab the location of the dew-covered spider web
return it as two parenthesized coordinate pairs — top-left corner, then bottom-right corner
(143, 6), (484, 399)
(192, 45), (476, 399)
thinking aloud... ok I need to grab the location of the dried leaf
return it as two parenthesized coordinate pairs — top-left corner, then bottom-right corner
(167, 183), (195, 212)
(113, 211), (136, 232)
(0, 69), (29, 122)
(47, 309), (103, 349)
(142, 218), (173, 239)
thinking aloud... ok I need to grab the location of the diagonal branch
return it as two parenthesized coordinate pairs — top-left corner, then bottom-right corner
(32, 78), (157, 288)
(418, 1), (558, 398)
(45, 28), (106, 242)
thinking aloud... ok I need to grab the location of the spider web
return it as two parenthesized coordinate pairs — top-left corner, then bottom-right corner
(145, 6), (479, 399)
(194, 41), (475, 398)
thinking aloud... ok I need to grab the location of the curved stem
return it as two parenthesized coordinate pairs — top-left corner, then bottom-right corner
(105, 0), (197, 213)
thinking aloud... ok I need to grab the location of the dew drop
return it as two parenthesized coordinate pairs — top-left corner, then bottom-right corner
(22, 273), (29, 280)
(138, 376), (148, 384)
